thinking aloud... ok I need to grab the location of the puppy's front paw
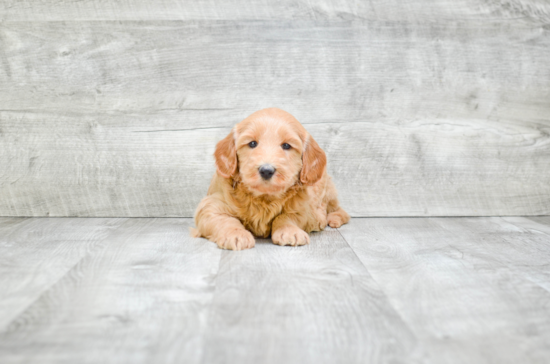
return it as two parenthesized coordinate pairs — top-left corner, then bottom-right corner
(272, 225), (310, 247)
(327, 209), (350, 228)
(217, 229), (255, 251)
(327, 213), (344, 228)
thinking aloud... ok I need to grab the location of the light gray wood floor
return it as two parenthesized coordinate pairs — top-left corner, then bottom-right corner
(1, 216), (549, 363)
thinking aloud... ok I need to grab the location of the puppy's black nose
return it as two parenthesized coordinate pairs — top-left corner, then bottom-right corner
(259, 164), (276, 180)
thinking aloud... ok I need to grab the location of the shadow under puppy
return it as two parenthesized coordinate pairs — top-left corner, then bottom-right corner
(192, 108), (350, 250)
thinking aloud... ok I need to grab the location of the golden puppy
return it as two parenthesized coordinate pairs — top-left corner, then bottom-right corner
(192, 108), (350, 250)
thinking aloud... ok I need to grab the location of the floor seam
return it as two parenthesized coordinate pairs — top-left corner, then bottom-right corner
(335, 227), (423, 358)
(0, 218), (130, 334)
(196, 248), (225, 364)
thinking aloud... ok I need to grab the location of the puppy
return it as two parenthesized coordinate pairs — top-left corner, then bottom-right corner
(192, 108), (350, 250)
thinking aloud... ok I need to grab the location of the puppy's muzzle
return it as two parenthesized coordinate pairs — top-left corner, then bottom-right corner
(259, 164), (276, 180)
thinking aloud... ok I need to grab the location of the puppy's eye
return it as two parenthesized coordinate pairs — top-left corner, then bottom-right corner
(282, 143), (291, 150)
(248, 141), (258, 148)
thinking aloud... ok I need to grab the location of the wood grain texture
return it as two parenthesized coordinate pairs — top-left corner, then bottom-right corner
(1, 216), (550, 363)
(201, 229), (418, 364)
(0, 218), (222, 364)
(1, 0), (549, 22)
(528, 216), (550, 226)
(338, 217), (550, 364)
(0, 217), (125, 329)
(1, 2), (549, 217)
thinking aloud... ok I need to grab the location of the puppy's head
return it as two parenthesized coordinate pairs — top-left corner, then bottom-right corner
(215, 108), (326, 196)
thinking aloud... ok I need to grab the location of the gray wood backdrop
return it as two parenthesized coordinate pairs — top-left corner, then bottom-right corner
(1, 1), (549, 217)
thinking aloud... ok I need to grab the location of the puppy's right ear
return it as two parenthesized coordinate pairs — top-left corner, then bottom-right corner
(214, 130), (237, 178)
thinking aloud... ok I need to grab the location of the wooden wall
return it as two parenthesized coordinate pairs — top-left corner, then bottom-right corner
(1, 1), (549, 217)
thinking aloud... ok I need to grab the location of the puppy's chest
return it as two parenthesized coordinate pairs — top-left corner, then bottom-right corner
(231, 186), (302, 238)
(237, 201), (285, 237)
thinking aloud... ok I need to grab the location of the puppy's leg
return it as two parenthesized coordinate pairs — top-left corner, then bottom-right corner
(271, 214), (310, 247)
(325, 178), (350, 228)
(327, 207), (350, 228)
(195, 195), (255, 251)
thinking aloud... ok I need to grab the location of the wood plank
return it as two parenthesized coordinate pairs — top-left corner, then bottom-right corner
(339, 217), (550, 364)
(1, 216), (549, 363)
(527, 216), (550, 227)
(0, 218), (222, 364)
(201, 229), (419, 364)
(499, 216), (550, 292)
(2, 0), (549, 22)
(1, 18), (549, 217)
(1, 112), (548, 217)
(0, 217), (126, 330)
(2, 20), (549, 118)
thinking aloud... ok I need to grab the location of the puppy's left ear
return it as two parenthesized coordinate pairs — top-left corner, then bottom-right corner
(214, 130), (238, 178)
(300, 134), (327, 185)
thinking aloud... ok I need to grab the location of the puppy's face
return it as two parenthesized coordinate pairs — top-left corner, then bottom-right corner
(215, 108), (326, 196)
(235, 117), (304, 195)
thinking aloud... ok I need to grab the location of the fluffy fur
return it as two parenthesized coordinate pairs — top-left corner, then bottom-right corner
(192, 108), (350, 250)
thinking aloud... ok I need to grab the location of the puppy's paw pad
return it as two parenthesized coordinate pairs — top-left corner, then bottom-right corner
(272, 226), (310, 247)
(217, 229), (255, 251)
(327, 214), (344, 228)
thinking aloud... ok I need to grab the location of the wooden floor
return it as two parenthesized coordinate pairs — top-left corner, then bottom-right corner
(1, 216), (549, 363)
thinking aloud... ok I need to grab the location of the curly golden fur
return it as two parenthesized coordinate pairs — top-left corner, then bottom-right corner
(192, 108), (350, 250)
